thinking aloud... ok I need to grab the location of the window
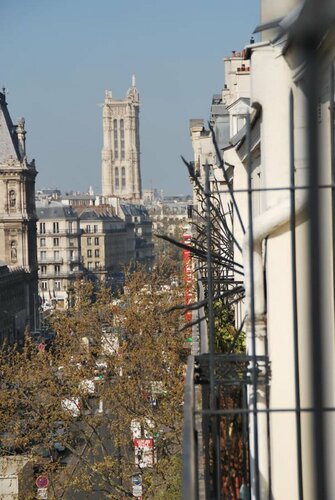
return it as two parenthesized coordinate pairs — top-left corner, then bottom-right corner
(94, 237), (99, 245)
(39, 223), (46, 234)
(113, 119), (118, 159)
(54, 264), (60, 275)
(53, 237), (59, 247)
(120, 119), (125, 159)
(53, 222), (59, 233)
(95, 262), (100, 269)
(94, 225), (98, 233)
(40, 237), (46, 247)
(70, 250), (74, 260)
(41, 281), (48, 291)
(87, 249), (92, 258)
(40, 251), (46, 261)
(54, 281), (61, 291)
(41, 265), (47, 275)
(115, 167), (119, 189)
(121, 167), (126, 189)
(86, 225), (91, 233)
(69, 221), (73, 233)
(87, 237), (92, 245)
(88, 262), (93, 270)
(9, 190), (16, 208)
(54, 250), (60, 260)
(95, 249), (100, 258)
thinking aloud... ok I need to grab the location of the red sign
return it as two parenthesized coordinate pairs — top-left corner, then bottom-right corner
(183, 233), (193, 322)
(133, 438), (153, 449)
(36, 475), (49, 488)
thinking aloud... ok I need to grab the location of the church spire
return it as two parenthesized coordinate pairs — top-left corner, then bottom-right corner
(132, 74), (136, 87)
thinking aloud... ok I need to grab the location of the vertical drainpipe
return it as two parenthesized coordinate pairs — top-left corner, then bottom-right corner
(243, 108), (308, 500)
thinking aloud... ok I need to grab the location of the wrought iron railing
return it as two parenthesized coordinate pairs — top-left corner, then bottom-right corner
(181, 2), (335, 499)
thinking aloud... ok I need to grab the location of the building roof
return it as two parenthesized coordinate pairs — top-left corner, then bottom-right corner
(36, 205), (78, 220)
(120, 203), (149, 217)
(62, 194), (95, 201)
(0, 92), (21, 162)
(76, 207), (121, 222)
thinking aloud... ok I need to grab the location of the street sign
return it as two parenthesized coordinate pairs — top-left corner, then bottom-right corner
(36, 487), (48, 499)
(132, 474), (142, 486)
(133, 439), (153, 449)
(134, 439), (154, 468)
(132, 484), (142, 497)
(36, 475), (49, 488)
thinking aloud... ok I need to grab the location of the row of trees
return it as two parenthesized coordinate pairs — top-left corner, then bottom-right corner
(0, 265), (187, 499)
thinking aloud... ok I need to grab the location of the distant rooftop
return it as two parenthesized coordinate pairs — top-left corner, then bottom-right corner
(36, 205), (77, 220)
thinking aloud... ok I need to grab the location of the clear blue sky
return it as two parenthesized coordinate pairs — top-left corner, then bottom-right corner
(1, 0), (258, 195)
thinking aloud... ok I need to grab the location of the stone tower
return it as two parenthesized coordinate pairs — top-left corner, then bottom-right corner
(101, 76), (142, 201)
(0, 90), (38, 276)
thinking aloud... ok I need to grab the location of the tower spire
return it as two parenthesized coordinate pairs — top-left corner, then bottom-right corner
(132, 74), (136, 87)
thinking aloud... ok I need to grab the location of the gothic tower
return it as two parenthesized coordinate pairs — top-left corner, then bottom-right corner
(0, 90), (38, 321)
(101, 76), (142, 201)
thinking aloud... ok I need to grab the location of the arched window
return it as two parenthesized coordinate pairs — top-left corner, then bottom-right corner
(120, 119), (125, 159)
(9, 190), (16, 208)
(113, 119), (118, 159)
(121, 167), (126, 189)
(115, 167), (119, 189)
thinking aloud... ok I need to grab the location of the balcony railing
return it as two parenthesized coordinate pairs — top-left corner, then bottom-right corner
(39, 258), (64, 265)
(182, 353), (270, 499)
(38, 230), (82, 237)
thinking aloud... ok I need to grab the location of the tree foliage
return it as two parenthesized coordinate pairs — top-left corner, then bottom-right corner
(0, 266), (186, 498)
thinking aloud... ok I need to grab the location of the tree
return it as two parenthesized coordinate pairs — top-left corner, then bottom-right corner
(0, 266), (186, 499)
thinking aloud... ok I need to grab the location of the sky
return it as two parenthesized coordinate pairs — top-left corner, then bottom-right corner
(1, 0), (259, 196)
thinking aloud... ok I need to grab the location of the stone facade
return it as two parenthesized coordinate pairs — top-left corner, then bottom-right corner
(101, 76), (142, 201)
(108, 197), (154, 268)
(76, 207), (134, 280)
(0, 91), (38, 341)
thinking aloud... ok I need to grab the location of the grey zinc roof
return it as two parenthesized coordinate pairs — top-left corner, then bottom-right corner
(0, 92), (20, 163)
(229, 125), (247, 147)
(36, 205), (77, 220)
(62, 194), (95, 201)
(78, 209), (121, 222)
(120, 203), (148, 217)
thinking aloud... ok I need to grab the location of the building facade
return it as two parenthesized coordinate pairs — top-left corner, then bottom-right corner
(77, 207), (133, 280)
(183, 1), (335, 498)
(109, 198), (154, 268)
(0, 90), (38, 341)
(101, 76), (142, 201)
(36, 203), (82, 308)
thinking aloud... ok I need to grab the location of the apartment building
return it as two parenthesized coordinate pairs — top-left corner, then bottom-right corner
(183, 1), (335, 498)
(76, 207), (134, 280)
(36, 203), (82, 308)
(108, 197), (154, 268)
